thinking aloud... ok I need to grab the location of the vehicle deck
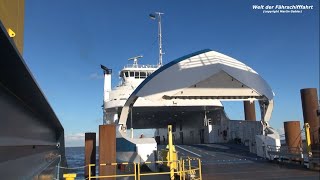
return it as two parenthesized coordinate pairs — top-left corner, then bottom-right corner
(161, 144), (320, 180)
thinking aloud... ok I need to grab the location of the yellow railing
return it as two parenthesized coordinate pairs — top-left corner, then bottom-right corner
(87, 157), (202, 180)
(86, 126), (202, 179)
(88, 162), (136, 180)
(179, 157), (202, 180)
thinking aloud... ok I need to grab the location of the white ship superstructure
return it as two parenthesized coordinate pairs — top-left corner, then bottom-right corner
(101, 57), (159, 125)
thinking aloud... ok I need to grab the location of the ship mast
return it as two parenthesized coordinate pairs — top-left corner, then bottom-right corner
(150, 12), (164, 67)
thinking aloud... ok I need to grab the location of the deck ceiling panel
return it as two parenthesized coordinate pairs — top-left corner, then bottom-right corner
(172, 70), (261, 97)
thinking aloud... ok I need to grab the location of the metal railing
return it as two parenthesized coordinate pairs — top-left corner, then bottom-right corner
(87, 157), (202, 180)
(267, 145), (304, 160)
(88, 162), (136, 179)
(123, 64), (159, 69)
(180, 157), (202, 180)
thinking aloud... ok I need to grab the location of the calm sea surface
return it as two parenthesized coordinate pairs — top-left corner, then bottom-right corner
(65, 147), (90, 179)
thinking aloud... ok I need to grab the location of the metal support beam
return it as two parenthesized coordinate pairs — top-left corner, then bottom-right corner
(85, 133), (96, 178)
(99, 125), (116, 179)
(244, 101), (256, 121)
(300, 88), (319, 147)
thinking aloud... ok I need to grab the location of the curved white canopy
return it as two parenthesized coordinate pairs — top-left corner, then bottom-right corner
(119, 49), (274, 126)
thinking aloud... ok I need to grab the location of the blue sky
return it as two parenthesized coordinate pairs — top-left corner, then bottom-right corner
(23, 0), (319, 146)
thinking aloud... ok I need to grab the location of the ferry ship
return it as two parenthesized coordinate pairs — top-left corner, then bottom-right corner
(101, 13), (280, 167)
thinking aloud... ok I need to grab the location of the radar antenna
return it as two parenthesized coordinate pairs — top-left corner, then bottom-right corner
(128, 55), (143, 68)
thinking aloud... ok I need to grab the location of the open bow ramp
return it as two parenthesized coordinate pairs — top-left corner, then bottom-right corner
(119, 49), (275, 126)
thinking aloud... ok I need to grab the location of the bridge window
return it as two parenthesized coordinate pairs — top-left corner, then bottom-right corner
(140, 72), (146, 78)
(130, 72), (134, 77)
(135, 72), (139, 79)
(121, 71), (129, 77)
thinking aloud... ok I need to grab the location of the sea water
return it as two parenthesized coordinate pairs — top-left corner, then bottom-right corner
(65, 147), (97, 179)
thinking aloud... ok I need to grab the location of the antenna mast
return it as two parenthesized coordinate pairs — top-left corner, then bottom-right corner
(150, 12), (164, 67)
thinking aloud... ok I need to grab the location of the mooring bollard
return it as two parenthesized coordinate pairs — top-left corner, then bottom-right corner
(63, 173), (76, 180)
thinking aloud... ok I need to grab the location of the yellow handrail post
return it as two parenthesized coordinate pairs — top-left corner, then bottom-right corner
(137, 163), (140, 180)
(182, 159), (185, 180)
(134, 163), (137, 180)
(198, 158), (202, 180)
(188, 157), (191, 174)
(304, 123), (312, 156)
(179, 160), (182, 180)
(88, 164), (91, 180)
(168, 125), (175, 180)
